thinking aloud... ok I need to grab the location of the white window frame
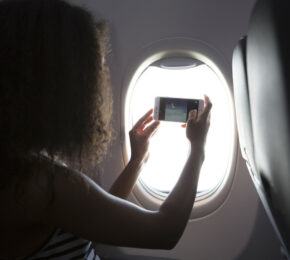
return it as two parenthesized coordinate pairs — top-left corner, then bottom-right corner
(120, 38), (238, 219)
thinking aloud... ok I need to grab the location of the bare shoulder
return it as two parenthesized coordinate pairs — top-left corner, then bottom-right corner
(20, 156), (96, 223)
(1, 154), (106, 228)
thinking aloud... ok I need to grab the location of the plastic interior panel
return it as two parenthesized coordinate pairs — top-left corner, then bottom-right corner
(232, 37), (257, 179)
(232, 34), (286, 259)
(247, 0), (290, 254)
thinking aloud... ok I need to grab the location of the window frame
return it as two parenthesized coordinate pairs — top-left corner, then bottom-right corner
(120, 38), (238, 219)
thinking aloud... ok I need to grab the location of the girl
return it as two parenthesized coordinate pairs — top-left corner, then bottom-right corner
(0, 0), (212, 259)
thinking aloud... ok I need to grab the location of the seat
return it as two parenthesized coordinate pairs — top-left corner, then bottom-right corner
(232, 0), (290, 257)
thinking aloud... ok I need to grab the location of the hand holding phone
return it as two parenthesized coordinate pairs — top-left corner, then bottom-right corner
(153, 97), (204, 123)
(185, 95), (212, 148)
(129, 109), (160, 162)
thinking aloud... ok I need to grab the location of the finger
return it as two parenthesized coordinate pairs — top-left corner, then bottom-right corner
(181, 123), (187, 128)
(144, 121), (160, 138)
(201, 96), (212, 120)
(151, 126), (159, 137)
(142, 116), (153, 129)
(133, 109), (153, 130)
(207, 111), (211, 122)
(188, 109), (198, 121)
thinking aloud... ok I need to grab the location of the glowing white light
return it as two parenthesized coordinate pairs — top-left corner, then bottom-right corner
(129, 64), (234, 195)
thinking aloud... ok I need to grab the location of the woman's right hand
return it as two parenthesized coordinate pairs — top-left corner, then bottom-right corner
(184, 95), (212, 150)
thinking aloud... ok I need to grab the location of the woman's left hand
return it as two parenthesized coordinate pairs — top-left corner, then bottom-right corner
(129, 109), (160, 163)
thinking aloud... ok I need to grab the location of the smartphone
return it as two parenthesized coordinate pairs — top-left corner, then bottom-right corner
(153, 97), (204, 123)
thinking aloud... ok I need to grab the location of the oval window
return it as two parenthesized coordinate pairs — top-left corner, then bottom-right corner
(126, 56), (235, 198)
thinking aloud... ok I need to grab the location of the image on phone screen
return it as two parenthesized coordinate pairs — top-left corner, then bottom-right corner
(164, 100), (187, 122)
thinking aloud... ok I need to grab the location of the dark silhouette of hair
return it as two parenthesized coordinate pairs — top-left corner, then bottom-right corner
(0, 0), (112, 188)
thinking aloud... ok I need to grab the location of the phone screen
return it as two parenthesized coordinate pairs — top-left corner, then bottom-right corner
(158, 97), (199, 122)
(164, 99), (188, 122)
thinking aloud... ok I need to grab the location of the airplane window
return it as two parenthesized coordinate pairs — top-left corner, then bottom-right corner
(126, 57), (235, 198)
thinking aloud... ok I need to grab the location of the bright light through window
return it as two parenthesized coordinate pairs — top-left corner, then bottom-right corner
(128, 59), (234, 196)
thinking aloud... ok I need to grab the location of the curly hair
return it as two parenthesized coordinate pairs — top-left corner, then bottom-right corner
(0, 0), (112, 187)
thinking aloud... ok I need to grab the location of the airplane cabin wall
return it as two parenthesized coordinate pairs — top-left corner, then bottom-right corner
(67, 0), (282, 259)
